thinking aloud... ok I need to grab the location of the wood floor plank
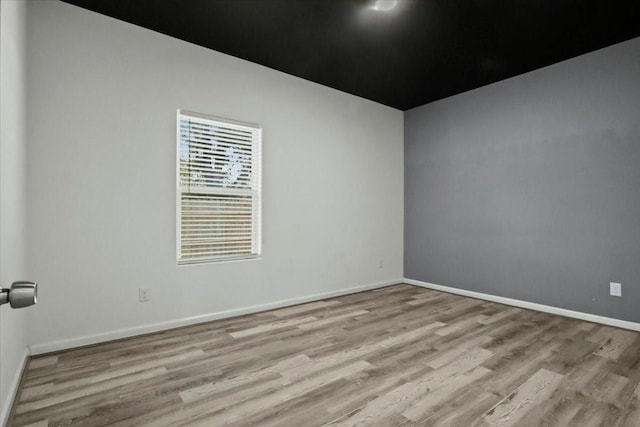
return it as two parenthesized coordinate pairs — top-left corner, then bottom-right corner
(592, 328), (638, 361)
(474, 368), (564, 427)
(19, 383), (53, 402)
(179, 353), (311, 403)
(298, 310), (370, 330)
(228, 315), (318, 338)
(536, 393), (583, 427)
(10, 284), (640, 426)
(425, 334), (493, 369)
(425, 386), (501, 427)
(184, 361), (373, 426)
(478, 307), (523, 325)
(21, 421), (48, 427)
(434, 313), (489, 336)
(281, 321), (445, 383)
(331, 347), (493, 426)
(53, 349), (205, 394)
(27, 357), (58, 370)
(402, 365), (492, 422)
(16, 367), (168, 414)
(270, 300), (343, 318)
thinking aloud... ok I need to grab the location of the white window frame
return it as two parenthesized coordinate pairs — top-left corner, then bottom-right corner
(176, 110), (262, 265)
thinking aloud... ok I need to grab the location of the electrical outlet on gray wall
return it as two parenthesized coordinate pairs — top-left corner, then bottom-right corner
(610, 282), (622, 297)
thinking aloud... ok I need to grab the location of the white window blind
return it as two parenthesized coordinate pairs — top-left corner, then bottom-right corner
(177, 110), (261, 264)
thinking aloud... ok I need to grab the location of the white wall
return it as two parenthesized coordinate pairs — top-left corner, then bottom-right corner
(0, 0), (30, 423)
(26, 1), (404, 352)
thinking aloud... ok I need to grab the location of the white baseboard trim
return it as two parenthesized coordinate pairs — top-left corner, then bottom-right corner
(1, 347), (29, 427)
(29, 279), (402, 355)
(405, 278), (640, 332)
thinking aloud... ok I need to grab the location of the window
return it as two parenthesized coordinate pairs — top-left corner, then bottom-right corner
(177, 110), (261, 264)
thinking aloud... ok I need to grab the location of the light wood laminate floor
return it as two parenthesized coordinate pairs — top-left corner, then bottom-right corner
(11, 284), (640, 426)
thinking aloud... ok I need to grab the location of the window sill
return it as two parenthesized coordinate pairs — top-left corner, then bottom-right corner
(177, 255), (261, 267)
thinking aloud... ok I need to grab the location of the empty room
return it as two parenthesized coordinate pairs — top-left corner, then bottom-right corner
(1, 0), (640, 425)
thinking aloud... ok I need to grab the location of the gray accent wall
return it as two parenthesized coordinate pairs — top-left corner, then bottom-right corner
(405, 37), (640, 322)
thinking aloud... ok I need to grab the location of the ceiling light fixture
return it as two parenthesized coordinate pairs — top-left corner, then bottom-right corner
(372, 0), (398, 12)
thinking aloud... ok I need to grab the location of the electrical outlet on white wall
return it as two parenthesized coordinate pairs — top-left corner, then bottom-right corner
(610, 282), (622, 297)
(139, 288), (151, 302)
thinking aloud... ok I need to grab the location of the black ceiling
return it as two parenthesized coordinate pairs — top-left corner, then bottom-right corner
(62, 0), (640, 110)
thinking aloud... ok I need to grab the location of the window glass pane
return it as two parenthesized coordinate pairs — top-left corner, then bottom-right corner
(178, 111), (261, 264)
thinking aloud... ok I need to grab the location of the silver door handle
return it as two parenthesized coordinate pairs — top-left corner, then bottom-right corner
(0, 281), (37, 308)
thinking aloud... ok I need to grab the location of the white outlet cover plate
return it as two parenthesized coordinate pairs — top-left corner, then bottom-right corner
(610, 282), (622, 297)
